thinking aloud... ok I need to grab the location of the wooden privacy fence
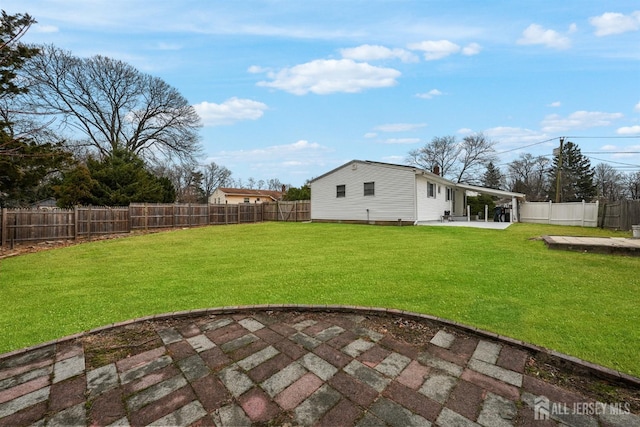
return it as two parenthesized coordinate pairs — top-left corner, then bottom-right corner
(599, 200), (640, 230)
(0, 201), (310, 247)
(519, 200), (599, 227)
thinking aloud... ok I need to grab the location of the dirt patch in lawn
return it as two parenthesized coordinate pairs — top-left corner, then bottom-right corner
(82, 321), (163, 370)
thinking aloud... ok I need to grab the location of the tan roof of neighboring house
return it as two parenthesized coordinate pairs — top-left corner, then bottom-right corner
(216, 187), (284, 200)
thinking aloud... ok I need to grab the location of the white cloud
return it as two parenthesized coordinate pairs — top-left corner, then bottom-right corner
(484, 127), (548, 145)
(589, 11), (640, 36)
(339, 44), (418, 63)
(248, 65), (269, 74)
(213, 140), (327, 162)
(256, 59), (400, 95)
(462, 42), (482, 56)
(407, 40), (461, 60)
(517, 24), (572, 49)
(34, 24), (59, 33)
(374, 123), (427, 132)
(548, 101), (562, 107)
(457, 128), (474, 135)
(416, 89), (443, 99)
(616, 125), (640, 135)
(364, 132), (377, 138)
(210, 140), (333, 178)
(383, 138), (421, 144)
(635, 101), (640, 112)
(600, 144), (640, 159)
(193, 97), (268, 126)
(540, 111), (624, 133)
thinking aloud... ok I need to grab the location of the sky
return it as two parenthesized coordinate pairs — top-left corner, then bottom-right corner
(4, 0), (640, 187)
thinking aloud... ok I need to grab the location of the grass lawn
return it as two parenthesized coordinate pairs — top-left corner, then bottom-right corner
(1, 222), (638, 377)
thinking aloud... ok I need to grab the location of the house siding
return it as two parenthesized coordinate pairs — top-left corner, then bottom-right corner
(415, 176), (453, 221)
(311, 161), (416, 222)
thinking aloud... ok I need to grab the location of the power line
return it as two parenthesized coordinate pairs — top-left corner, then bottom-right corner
(495, 137), (558, 155)
(565, 135), (640, 139)
(587, 156), (640, 168)
(583, 151), (640, 154)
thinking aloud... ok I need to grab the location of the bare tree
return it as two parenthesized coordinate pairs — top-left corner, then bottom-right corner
(266, 178), (284, 191)
(623, 171), (640, 200)
(507, 153), (550, 201)
(22, 45), (202, 163)
(201, 161), (232, 199)
(455, 133), (498, 184)
(407, 135), (460, 179)
(407, 133), (496, 183)
(593, 163), (624, 202)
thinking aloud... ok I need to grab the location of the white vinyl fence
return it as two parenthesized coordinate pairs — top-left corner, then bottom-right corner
(519, 201), (599, 227)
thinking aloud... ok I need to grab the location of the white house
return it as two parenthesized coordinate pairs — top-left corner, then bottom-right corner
(309, 160), (525, 225)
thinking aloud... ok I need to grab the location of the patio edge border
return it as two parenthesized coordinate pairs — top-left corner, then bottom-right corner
(1, 304), (638, 387)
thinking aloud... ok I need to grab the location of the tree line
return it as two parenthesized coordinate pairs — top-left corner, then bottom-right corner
(0, 11), (308, 208)
(408, 133), (640, 203)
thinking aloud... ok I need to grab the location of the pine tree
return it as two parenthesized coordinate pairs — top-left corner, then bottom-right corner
(482, 161), (504, 190)
(548, 141), (596, 202)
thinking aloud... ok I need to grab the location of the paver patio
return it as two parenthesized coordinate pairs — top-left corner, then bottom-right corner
(0, 307), (638, 426)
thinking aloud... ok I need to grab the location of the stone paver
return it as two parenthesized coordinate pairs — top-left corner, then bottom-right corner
(430, 330), (456, 349)
(0, 309), (637, 427)
(86, 363), (118, 397)
(472, 340), (502, 364)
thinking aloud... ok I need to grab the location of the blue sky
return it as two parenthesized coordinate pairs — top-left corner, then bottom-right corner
(5, 0), (640, 186)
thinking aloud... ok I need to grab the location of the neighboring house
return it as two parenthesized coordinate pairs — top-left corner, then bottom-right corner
(209, 187), (284, 204)
(309, 160), (525, 225)
(30, 198), (58, 209)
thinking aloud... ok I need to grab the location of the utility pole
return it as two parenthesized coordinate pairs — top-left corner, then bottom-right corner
(554, 137), (564, 203)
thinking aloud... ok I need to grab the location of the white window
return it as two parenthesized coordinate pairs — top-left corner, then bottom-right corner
(446, 188), (452, 201)
(336, 185), (346, 198)
(427, 182), (435, 198)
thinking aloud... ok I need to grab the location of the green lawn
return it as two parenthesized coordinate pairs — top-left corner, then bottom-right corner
(1, 222), (638, 377)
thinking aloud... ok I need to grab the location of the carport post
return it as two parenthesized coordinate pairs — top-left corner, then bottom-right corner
(485, 205), (488, 222)
(466, 205), (470, 221)
(511, 196), (518, 223)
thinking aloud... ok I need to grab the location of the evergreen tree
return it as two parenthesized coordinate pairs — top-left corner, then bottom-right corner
(482, 161), (504, 190)
(0, 11), (73, 206)
(548, 141), (595, 202)
(54, 150), (176, 207)
(283, 184), (310, 201)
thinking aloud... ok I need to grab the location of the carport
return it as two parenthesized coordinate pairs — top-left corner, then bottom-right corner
(455, 183), (526, 223)
(417, 184), (526, 227)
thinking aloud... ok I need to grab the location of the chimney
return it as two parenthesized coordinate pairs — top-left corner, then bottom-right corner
(433, 165), (440, 176)
(281, 184), (286, 193)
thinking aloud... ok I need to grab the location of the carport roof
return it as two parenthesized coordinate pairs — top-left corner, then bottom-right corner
(455, 183), (526, 200)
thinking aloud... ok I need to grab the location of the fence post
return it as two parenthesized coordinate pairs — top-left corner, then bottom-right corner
(548, 201), (552, 224)
(87, 205), (92, 240)
(74, 206), (79, 240)
(237, 204), (240, 224)
(1, 208), (6, 248)
(144, 203), (148, 231)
